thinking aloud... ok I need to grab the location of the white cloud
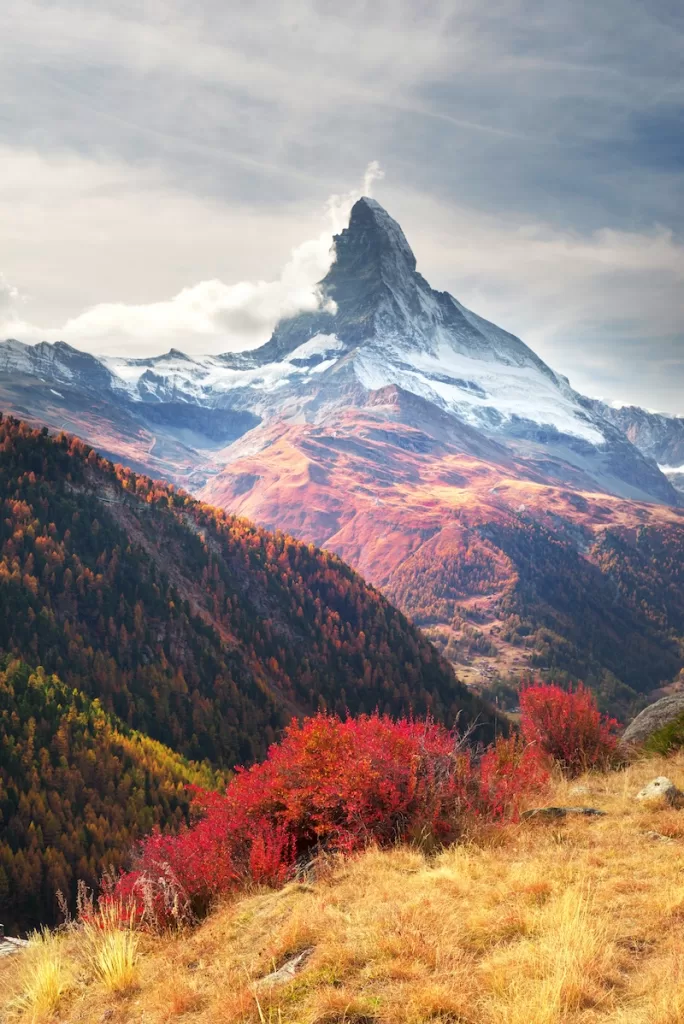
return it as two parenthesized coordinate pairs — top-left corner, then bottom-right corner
(0, 273), (22, 311)
(363, 161), (385, 197)
(0, 162), (383, 356)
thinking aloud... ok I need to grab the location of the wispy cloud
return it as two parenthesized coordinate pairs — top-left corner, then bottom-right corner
(0, 273), (22, 311)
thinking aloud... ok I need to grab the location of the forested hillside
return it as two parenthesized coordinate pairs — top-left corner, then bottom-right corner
(0, 415), (495, 769)
(389, 514), (684, 714)
(0, 413), (503, 929)
(0, 659), (221, 932)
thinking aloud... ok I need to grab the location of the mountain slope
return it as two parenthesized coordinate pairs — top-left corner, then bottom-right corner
(0, 413), (497, 766)
(1, 198), (682, 711)
(589, 401), (684, 495)
(6, 753), (684, 1024)
(0, 659), (221, 933)
(201, 393), (684, 713)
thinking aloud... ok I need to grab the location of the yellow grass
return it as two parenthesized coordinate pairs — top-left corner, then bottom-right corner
(4, 752), (684, 1023)
(81, 900), (140, 993)
(7, 928), (71, 1023)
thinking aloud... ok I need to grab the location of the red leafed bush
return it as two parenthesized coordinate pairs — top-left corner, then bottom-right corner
(115, 712), (548, 927)
(477, 735), (550, 819)
(519, 682), (620, 776)
(220, 713), (474, 855)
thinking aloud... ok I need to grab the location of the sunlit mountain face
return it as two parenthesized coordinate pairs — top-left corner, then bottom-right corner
(2, 197), (683, 712)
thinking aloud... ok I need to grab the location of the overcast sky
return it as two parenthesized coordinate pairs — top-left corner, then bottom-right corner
(1, 0), (682, 412)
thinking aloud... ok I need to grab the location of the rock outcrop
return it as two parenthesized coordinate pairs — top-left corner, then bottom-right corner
(521, 806), (606, 820)
(621, 694), (684, 747)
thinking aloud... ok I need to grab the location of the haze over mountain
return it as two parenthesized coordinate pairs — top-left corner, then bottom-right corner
(1, 198), (683, 706)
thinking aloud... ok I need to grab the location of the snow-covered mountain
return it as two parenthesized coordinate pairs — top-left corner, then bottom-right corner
(0, 196), (679, 504)
(4, 195), (684, 699)
(586, 401), (684, 493)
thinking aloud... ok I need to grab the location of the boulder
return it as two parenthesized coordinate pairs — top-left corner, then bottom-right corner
(635, 776), (683, 806)
(0, 929), (28, 959)
(621, 694), (684, 747)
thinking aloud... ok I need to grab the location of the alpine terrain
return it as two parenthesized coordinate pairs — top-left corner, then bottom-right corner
(0, 414), (498, 930)
(2, 198), (683, 711)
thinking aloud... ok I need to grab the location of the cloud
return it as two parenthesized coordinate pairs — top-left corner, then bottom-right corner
(0, 273), (22, 311)
(363, 161), (385, 197)
(0, 162), (382, 356)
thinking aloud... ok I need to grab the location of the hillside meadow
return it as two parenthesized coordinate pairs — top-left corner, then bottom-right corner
(4, 750), (684, 1024)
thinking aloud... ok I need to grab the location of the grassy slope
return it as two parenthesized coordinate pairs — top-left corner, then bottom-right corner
(5, 754), (684, 1023)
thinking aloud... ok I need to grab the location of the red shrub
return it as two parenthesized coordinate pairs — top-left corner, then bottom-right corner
(220, 713), (473, 854)
(519, 682), (619, 776)
(247, 818), (296, 887)
(477, 735), (550, 819)
(115, 712), (549, 926)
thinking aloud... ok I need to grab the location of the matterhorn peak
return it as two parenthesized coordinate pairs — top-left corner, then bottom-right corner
(333, 197), (417, 277)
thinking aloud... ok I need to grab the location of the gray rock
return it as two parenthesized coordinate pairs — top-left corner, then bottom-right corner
(635, 776), (683, 805)
(621, 694), (684, 747)
(0, 933), (29, 959)
(254, 947), (314, 990)
(521, 806), (606, 820)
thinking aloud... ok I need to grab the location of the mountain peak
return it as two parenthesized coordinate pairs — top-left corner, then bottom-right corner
(314, 196), (421, 338)
(341, 197), (417, 274)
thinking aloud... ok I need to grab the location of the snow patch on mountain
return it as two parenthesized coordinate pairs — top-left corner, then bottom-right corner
(0, 339), (75, 380)
(101, 334), (345, 403)
(352, 342), (604, 444)
(286, 333), (344, 361)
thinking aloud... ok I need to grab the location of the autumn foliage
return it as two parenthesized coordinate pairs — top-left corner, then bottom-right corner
(519, 681), (620, 776)
(113, 686), (623, 929)
(0, 659), (221, 933)
(0, 412), (496, 771)
(0, 413), (501, 930)
(115, 712), (549, 928)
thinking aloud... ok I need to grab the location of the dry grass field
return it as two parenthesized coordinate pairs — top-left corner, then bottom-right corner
(4, 752), (684, 1024)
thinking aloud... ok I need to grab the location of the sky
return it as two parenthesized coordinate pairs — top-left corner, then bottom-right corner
(0, 0), (683, 413)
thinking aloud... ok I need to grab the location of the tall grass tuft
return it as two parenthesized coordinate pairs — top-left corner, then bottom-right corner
(82, 900), (139, 994)
(9, 927), (70, 1022)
